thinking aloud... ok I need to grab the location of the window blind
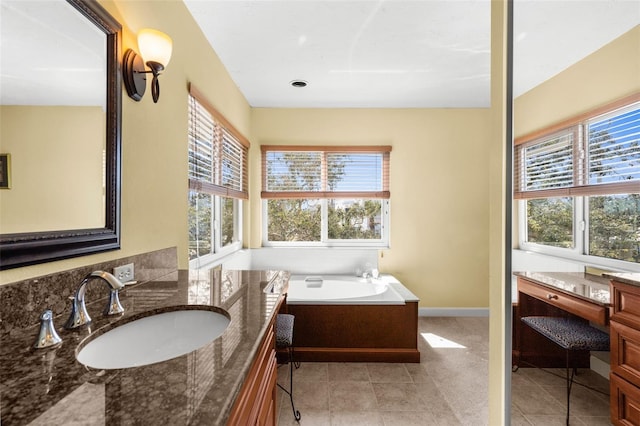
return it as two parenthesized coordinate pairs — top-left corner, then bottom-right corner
(587, 104), (640, 185)
(188, 85), (249, 200)
(261, 145), (391, 199)
(515, 98), (640, 200)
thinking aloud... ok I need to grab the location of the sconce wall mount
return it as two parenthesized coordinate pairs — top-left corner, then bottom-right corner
(123, 29), (172, 103)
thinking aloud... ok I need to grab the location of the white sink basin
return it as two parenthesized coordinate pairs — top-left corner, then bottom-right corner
(76, 307), (230, 369)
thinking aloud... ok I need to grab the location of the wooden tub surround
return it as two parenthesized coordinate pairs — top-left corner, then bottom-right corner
(284, 301), (420, 363)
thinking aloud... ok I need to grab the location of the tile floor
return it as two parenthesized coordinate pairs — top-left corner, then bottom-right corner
(276, 316), (611, 425)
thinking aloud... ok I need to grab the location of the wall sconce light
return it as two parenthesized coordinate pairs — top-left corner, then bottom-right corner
(123, 29), (172, 103)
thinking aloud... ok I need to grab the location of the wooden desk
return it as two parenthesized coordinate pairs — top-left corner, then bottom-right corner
(513, 272), (610, 368)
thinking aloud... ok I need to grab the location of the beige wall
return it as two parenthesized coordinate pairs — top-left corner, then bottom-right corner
(0, 0), (252, 284)
(250, 108), (493, 309)
(515, 25), (640, 139)
(0, 106), (105, 233)
(488, 1), (509, 424)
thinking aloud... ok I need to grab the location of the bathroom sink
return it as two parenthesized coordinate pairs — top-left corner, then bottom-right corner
(76, 306), (230, 369)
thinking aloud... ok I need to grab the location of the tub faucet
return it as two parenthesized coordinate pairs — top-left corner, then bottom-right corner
(64, 271), (125, 329)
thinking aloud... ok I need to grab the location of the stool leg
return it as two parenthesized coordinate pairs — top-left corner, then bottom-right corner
(565, 350), (577, 425)
(277, 346), (301, 422)
(288, 347), (301, 421)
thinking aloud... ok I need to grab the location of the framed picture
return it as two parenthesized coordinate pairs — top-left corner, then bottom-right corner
(0, 154), (11, 189)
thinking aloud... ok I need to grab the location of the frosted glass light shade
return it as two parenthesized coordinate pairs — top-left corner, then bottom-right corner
(138, 29), (172, 67)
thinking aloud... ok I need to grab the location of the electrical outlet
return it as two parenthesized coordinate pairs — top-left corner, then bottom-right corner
(113, 263), (134, 283)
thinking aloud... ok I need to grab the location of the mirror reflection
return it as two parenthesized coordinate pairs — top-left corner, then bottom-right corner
(0, 0), (107, 233)
(511, 0), (639, 422)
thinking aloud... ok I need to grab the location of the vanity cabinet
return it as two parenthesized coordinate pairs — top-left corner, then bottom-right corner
(610, 280), (640, 425)
(513, 276), (599, 368)
(227, 314), (278, 425)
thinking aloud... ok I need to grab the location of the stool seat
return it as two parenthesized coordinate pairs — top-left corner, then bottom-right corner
(276, 314), (295, 348)
(521, 316), (609, 351)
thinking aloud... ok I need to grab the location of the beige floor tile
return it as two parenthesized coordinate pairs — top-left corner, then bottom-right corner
(380, 410), (438, 425)
(271, 317), (608, 425)
(293, 362), (328, 382)
(511, 385), (565, 416)
(330, 410), (385, 425)
(367, 363), (412, 383)
(573, 415), (614, 425)
(372, 383), (427, 411)
(541, 384), (611, 417)
(277, 408), (330, 426)
(286, 381), (329, 410)
(328, 381), (377, 411)
(510, 409), (534, 426)
(328, 362), (370, 382)
(404, 362), (430, 383)
(525, 415), (570, 425)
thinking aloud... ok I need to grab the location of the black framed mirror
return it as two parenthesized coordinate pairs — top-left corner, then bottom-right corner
(0, 0), (122, 270)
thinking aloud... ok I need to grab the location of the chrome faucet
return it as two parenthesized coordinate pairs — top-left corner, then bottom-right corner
(34, 309), (63, 349)
(64, 271), (125, 329)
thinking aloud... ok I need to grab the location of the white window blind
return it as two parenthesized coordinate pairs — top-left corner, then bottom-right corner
(517, 130), (575, 193)
(587, 103), (640, 185)
(188, 85), (249, 199)
(515, 99), (640, 199)
(261, 146), (391, 199)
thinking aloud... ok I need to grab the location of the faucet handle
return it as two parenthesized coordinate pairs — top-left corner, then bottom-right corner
(64, 296), (91, 329)
(34, 309), (63, 349)
(104, 288), (125, 316)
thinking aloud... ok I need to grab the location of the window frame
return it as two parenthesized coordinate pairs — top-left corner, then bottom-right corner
(261, 198), (390, 247)
(517, 94), (640, 270)
(261, 145), (391, 247)
(188, 84), (249, 268)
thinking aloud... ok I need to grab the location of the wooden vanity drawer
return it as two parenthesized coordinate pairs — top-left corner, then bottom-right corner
(518, 278), (608, 325)
(611, 372), (640, 426)
(612, 321), (640, 385)
(612, 281), (640, 330)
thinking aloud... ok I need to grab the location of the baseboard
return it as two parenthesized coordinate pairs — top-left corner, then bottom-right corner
(419, 307), (490, 317)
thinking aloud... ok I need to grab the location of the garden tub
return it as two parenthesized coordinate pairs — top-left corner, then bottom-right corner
(286, 275), (405, 305)
(283, 274), (420, 363)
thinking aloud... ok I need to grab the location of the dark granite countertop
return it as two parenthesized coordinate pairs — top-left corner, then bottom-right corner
(604, 272), (640, 287)
(0, 269), (288, 425)
(513, 271), (611, 305)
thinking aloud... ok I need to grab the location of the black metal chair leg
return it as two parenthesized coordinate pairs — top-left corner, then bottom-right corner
(565, 351), (577, 425)
(288, 347), (301, 421)
(276, 346), (301, 422)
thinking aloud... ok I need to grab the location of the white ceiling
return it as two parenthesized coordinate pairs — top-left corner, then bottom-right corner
(185, 0), (492, 108)
(185, 0), (639, 108)
(513, 0), (639, 99)
(1, 1), (637, 108)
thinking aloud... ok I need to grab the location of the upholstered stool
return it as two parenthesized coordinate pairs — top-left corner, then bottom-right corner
(521, 316), (609, 425)
(276, 314), (301, 422)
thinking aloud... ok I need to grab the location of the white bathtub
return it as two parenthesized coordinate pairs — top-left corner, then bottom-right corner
(286, 274), (406, 305)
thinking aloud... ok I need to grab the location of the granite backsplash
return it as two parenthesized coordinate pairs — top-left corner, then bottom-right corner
(0, 247), (177, 335)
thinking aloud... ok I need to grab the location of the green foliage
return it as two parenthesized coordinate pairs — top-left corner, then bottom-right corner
(221, 197), (235, 247)
(188, 192), (212, 259)
(589, 194), (640, 263)
(526, 198), (573, 248)
(267, 199), (321, 241)
(328, 200), (381, 240)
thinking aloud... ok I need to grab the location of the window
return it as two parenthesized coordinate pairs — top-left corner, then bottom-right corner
(516, 97), (640, 266)
(261, 146), (391, 247)
(188, 85), (249, 264)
